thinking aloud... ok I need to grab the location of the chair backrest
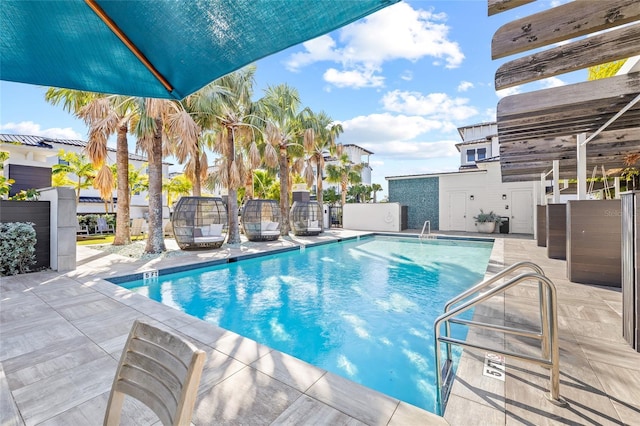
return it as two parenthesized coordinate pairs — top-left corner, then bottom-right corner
(130, 218), (145, 236)
(97, 217), (108, 231)
(104, 320), (206, 426)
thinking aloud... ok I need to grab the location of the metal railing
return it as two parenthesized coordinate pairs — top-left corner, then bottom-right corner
(433, 262), (566, 415)
(419, 220), (435, 239)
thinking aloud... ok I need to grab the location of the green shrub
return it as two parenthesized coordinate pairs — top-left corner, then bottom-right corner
(0, 222), (37, 275)
(473, 209), (503, 224)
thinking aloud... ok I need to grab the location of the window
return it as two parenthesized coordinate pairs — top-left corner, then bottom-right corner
(466, 149), (475, 162)
(477, 148), (486, 160)
(466, 147), (488, 163)
(58, 158), (69, 166)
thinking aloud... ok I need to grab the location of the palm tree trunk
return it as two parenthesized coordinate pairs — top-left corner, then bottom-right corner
(226, 131), (241, 244)
(113, 125), (130, 245)
(192, 155), (202, 196)
(279, 146), (290, 235)
(341, 177), (347, 206)
(144, 118), (166, 254)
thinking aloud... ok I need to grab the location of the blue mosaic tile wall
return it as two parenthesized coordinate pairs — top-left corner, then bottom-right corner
(389, 177), (439, 230)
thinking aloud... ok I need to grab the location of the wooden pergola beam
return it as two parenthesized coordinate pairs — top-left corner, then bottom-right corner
(492, 0), (640, 60)
(496, 23), (640, 90)
(500, 128), (640, 164)
(497, 73), (640, 143)
(488, 0), (535, 16)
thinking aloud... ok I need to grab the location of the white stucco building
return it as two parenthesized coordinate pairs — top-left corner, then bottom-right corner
(0, 134), (170, 221)
(386, 122), (536, 234)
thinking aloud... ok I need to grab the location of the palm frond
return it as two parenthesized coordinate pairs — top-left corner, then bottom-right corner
(303, 160), (315, 186)
(93, 164), (114, 200)
(303, 128), (315, 152)
(263, 143), (279, 168)
(85, 131), (108, 167)
(199, 151), (209, 181)
(248, 142), (261, 168)
(229, 159), (241, 189)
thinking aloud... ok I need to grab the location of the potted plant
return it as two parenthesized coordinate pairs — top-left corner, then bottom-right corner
(474, 209), (502, 233)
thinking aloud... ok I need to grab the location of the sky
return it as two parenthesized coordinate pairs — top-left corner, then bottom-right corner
(0, 0), (580, 199)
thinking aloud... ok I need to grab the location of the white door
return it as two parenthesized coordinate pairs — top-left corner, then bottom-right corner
(510, 190), (533, 234)
(449, 192), (467, 231)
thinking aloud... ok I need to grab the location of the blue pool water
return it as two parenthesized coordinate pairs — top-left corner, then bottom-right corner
(118, 236), (493, 413)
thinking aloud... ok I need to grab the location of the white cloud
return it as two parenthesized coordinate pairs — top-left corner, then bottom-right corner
(484, 108), (497, 121)
(400, 70), (413, 81)
(381, 90), (478, 121)
(496, 86), (521, 99)
(538, 76), (566, 89)
(361, 139), (458, 160)
(457, 81), (474, 92)
(338, 113), (454, 143)
(0, 121), (82, 139)
(286, 35), (341, 71)
(285, 2), (464, 88)
(324, 68), (385, 88)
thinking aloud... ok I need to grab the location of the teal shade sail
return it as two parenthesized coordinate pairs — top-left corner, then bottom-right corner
(1, 0), (399, 99)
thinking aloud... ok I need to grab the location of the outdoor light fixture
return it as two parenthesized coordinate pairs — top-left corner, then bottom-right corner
(470, 195), (475, 200)
(502, 194), (507, 200)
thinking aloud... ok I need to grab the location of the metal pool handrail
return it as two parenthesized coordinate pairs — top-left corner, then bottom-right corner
(433, 270), (566, 416)
(419, 220), (431, 238)
(443, 261), (548, 361)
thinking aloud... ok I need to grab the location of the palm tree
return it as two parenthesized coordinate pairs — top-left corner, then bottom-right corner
(163, 174), (192, 210)
(326, 150), (363, 206)
(371, 183), (383, 203)
(301, 110), (342, 208)
(347, 184), (369, 203)
(258, 84), (305, 235)
(133, 98), (170, 254)
(252, 169), (277, 199)
(51, 150), (96, 204)
(46, 89), (136, 245)
(172, 83), (234, 197)
(203, 65), (259, 244)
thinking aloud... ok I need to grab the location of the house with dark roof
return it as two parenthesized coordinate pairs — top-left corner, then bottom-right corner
(0, 134), (171, 221)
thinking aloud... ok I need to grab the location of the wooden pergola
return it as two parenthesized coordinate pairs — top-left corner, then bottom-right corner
(490, 0), (640, 187)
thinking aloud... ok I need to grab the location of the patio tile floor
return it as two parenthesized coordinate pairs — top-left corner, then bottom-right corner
(1, 230), (639, 425)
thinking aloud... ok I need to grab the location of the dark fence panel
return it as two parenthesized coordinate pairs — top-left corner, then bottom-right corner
(0, 200), (50, 270)
(536, 205), (547, 247)
(567, 200), (621, 287)
(546, 204), (566, 260)
(7, 164), (52, 197)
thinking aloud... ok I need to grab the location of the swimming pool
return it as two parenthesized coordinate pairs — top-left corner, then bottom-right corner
(117, 235), (493, 413)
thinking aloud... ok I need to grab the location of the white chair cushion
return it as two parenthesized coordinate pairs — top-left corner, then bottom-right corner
(209, 223), (223, 236)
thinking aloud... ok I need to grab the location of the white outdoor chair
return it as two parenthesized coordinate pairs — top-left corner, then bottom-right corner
(95, 217), (114, 234)
(130, 218), (146, 240)
(104, 320), (206, 426)
(77, 219), (89, 235)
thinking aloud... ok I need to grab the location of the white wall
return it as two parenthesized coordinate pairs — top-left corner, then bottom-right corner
(439, 162), (535, 233)
(343, 202), (402, 232)
(2, 140), (170, 219)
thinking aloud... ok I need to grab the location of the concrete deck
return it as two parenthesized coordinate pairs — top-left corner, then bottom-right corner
(1, 230), (639, 425)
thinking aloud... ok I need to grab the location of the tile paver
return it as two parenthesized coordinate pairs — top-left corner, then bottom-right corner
(1, 230), (639, 425)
